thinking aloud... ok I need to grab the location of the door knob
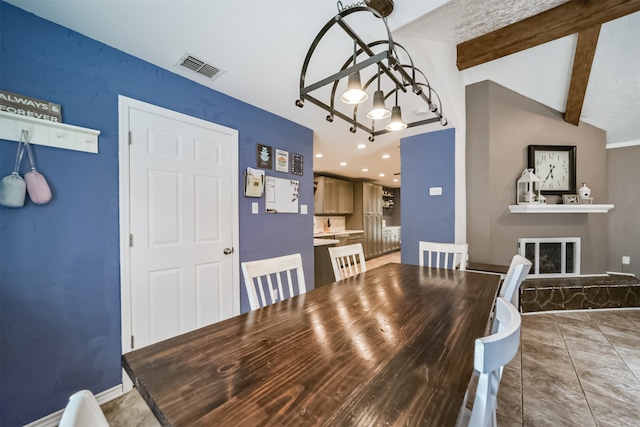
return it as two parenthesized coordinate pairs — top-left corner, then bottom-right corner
(223, 247), (234, 255)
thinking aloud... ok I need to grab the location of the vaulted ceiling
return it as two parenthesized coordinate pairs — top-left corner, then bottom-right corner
(5, 0), (639, 188)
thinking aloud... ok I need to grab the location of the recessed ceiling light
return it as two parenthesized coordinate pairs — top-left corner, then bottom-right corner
(362, 168), (369, 172)
(379, 173), (385, 177)
(382, 154), (390, 159)
(315, 153), (323, 158)
(340, 162), (347, 166)
(357, 144), (367, 149)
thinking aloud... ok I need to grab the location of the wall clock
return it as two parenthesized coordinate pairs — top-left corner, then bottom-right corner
(527, 145), (576, 195)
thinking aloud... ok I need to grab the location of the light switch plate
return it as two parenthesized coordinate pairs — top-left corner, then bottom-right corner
(429, 187), (443, 196)
(252, 202), (258, 214)
(300, 204), (308, 214)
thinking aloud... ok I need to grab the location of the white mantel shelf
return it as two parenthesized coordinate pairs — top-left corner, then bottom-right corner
(0, 111), (100, 153)
(509, 204), (614, 214)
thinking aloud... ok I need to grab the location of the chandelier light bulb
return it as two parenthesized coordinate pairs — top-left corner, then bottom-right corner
(385, 105), (407, 131)
(340, 72), (368, 104)
(367, 90), (391, 120)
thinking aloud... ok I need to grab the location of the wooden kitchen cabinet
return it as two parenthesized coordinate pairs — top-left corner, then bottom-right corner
(383, 227), (401, 253)
(347, 182), (383, 259)
(314, 176), (353, 214)
(338, 179), (354, 214)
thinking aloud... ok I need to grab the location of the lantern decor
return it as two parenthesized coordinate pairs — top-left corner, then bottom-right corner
(516, 169), (542, 205)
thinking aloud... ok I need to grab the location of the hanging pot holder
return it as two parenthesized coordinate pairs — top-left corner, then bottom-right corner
(23, 133), (52, 204)
(0, 132), (27, 208)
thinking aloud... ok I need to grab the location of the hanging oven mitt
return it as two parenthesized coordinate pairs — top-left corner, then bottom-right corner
(0, 133), (27, 208)
(23, 131), (52, 204)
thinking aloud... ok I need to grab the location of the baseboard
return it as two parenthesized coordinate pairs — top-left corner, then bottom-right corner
(523, 307), (640, 316)
(24, 384), (123, 427)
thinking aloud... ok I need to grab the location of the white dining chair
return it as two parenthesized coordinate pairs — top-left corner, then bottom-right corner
(328, 243), (366, 281)
(241, 253), (307, 311)
(456, 297), (521, 427)
(58, 389), (109, 427)
(499, 255), (532, 309)
(419, 241), (468, 270)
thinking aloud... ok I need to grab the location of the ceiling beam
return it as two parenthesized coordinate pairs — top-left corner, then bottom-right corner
(564, 25), (601, 125)
(456, 0), (640, 71)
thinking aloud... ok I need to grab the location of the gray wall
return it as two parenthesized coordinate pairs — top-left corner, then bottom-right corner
(607, 146), (640, 277)
(466, 81), (608, 274)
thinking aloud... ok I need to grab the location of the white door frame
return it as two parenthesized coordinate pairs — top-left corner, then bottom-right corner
(117, 95), (240, 392)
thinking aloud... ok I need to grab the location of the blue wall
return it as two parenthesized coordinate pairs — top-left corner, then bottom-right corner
(0, 3), (313, 425)
(400, 128), (456, 265)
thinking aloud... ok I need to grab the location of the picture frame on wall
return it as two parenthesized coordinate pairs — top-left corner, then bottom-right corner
(275, 148), (289, 173)
(256, 144), (272, 169)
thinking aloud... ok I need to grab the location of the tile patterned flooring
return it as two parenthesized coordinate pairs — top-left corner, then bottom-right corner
(103, 252), (640, 426)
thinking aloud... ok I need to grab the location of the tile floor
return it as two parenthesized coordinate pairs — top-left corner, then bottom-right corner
(103, 252), (640, 426)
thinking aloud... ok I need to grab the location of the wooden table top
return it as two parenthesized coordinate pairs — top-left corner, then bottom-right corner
(122, 263), (500, 427)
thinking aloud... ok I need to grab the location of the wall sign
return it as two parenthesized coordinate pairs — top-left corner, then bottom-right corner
(290, 153), (303, 176)
(275, 148), (289, 173)
(256, 144), (272, 169)
(0, 90), (62, 123)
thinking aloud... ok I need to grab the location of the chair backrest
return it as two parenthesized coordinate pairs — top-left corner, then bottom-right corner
(59, 390), (109, 427)
(241, 253), (306, 311)
(500, 254), (532, 309)
(467, 297), (521, 427)
(328, 243), (367, 281)
(419, 241), (468, 270)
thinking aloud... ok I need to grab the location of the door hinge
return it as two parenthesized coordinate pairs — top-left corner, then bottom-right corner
(129, 234), (133, 247)
(131, 335), (135, 349)
(128, 131), (132, 145)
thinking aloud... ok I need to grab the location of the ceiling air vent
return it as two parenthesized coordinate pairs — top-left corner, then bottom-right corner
(176, 52), (226, 81)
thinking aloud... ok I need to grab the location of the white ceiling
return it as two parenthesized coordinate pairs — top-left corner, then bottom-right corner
(6, 0), (639, 189)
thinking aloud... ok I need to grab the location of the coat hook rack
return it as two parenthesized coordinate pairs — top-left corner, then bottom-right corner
(0, 111), (100, 154)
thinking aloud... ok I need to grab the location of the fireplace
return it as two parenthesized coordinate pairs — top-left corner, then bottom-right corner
(518, 237), (581, 277)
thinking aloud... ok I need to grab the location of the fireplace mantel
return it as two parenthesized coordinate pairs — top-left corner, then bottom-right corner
(509, 204), (614, 214)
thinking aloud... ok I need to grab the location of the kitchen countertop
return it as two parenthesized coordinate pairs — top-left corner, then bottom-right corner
(314, 238), (340, 247)
(313, 229), (364, 237)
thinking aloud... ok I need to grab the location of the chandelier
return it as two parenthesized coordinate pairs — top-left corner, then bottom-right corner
(295, 1), (447, 142)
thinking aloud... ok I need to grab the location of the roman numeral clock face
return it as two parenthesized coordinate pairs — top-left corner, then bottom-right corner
(535, 151), (569, 191)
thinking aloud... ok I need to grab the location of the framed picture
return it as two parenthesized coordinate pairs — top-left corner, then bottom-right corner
(527, 145), (576, 195)
(275, 149), (289, 173)
(562, 194), (580, 204)
(256, 144), (273, 169)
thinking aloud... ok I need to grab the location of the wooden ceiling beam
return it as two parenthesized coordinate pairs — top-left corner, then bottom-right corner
(564, 25), (601, 125)
(456, 0), (640, 71)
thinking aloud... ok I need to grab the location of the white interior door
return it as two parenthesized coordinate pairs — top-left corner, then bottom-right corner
(122, 98), (238, 351)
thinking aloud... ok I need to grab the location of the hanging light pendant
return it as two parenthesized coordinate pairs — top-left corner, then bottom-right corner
(385, 88), (406, 131)
(341, 73), (368, 104)
(367, 66), (391, 120)
(340, 42), (368, 105)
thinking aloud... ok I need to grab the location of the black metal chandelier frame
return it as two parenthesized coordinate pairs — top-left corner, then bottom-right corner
(295, 5), (446, 141)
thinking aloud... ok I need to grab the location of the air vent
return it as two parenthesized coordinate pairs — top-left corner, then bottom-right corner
(176, 52), (226, 81)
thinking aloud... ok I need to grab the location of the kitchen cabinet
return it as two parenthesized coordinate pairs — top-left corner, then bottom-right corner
(314, 176), (353, 214)
(383, 227), (401, 253)
(347, 232), (363, 246)
(346, 182), (383, 259)
(314, 239), (338, 287)
(338, 179), (354, 214)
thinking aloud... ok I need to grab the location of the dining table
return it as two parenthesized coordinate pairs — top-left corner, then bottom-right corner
(122, 262), (501, 426)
